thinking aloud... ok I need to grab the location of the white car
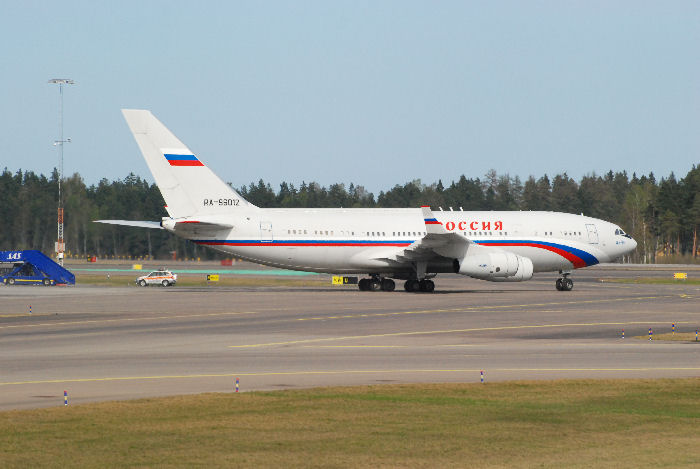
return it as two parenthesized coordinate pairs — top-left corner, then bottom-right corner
(136, 270), (177, 287)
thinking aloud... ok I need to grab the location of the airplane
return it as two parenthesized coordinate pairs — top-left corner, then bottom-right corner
(96, 109), (638, 293)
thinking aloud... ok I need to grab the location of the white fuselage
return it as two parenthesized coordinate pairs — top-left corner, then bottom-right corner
(115, 110), (637, 284)
(175, 209), (636, 276)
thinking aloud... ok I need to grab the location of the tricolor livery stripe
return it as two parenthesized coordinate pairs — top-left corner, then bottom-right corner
(474, 240), (599, 268)
(424, 218), (441, 225)
(192, 238), (598, 269)
(194, 240), (414, 248)
(164, 154), (204, 167)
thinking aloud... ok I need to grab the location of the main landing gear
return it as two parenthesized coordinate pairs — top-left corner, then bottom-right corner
(357, 276), (435, 292)
(404, 278), (435, 293)
(556, 272), (574, 291)
(358, 277), (395, 292)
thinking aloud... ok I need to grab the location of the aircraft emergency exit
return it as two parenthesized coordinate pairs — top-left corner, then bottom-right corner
(96, 110), (638, 292)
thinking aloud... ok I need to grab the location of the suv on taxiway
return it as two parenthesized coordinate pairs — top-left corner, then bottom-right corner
(136, 269), (177, 287)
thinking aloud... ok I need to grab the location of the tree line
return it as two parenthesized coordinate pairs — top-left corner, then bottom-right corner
(1, 165), (698, 263)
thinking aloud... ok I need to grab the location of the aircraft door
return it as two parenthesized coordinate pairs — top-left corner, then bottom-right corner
(260, 221), (273, 242)
(585, 224), (599, 244)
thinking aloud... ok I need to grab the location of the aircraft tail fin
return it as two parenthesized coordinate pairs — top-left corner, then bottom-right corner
(121, 109), (256, 218)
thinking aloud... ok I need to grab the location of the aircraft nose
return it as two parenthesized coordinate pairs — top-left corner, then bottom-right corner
(628, 237), (638, 252)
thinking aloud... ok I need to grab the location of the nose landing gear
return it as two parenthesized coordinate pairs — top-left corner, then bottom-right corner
(556, 273), (574, 291)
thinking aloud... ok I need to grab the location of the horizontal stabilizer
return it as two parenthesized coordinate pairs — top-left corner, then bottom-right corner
(94, 220), (163, 229)
(171, 220), (233, 238)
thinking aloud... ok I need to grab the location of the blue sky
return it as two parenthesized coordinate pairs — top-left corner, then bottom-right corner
(2, 1), (698, 194)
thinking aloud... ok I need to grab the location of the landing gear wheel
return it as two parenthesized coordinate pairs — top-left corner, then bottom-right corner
(418, 279), (435, 292)
(139, 279), (147, 287)
(556, 277), (573, 291)
(358, 278), (369, 291)
(381, 278), (395, 292)
(368, 279), (381, 291)
(404, 279), (420, 292)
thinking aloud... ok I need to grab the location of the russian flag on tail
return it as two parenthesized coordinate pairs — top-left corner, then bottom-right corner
(164, 154), (204, 167)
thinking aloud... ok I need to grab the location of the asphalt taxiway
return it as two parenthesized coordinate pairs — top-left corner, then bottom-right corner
(1, 265), (698, 409)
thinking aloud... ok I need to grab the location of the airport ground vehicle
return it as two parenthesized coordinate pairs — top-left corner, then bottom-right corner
(136, 270), (177, 287)
(0, 250), (75, 286)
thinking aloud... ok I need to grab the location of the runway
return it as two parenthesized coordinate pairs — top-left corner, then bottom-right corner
(1, 265), (699, 410)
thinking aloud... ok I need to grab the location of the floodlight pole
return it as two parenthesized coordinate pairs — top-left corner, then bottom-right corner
(48, 78), (74, 266)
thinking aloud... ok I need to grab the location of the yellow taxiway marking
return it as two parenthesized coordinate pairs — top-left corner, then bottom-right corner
(295, 295), (676, 322)
(0, 311), (258, 330)
(302, 344), (485, 349)
(0, 313), (52, 318)
(229, 321), (694, 348)
(4, 367), (700, 387)
(303, 345), (408, 349)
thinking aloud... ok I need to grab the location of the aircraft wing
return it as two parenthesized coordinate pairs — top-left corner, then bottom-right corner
(373, 206), (477, 264)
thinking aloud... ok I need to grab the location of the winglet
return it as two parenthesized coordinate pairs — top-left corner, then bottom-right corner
(421, 206), (446, 234)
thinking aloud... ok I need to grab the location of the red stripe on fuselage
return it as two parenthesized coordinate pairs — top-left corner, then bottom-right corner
(196, 241), (413, 247)
(481, 242), (587, 269)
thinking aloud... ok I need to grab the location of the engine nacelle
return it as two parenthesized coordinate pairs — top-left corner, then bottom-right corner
(453, 252), (533, 282)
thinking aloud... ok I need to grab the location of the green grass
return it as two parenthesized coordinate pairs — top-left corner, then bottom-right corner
(635, 332), (700, 342)
(599, 277), (700, 285)
(76, 273), (330, 288)
(2, 380), (700, 468)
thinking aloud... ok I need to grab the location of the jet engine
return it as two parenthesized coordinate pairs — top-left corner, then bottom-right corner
(453, 252), (533, 282)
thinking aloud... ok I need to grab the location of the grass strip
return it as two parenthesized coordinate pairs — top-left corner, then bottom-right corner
(75, 273), (331, 288)
(599, 277), (700, 285)
(634, 332), (700, 342)
(2, 379), (700, 468)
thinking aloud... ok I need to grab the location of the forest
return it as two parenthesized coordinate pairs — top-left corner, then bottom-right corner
(0, 164), (698, 263)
